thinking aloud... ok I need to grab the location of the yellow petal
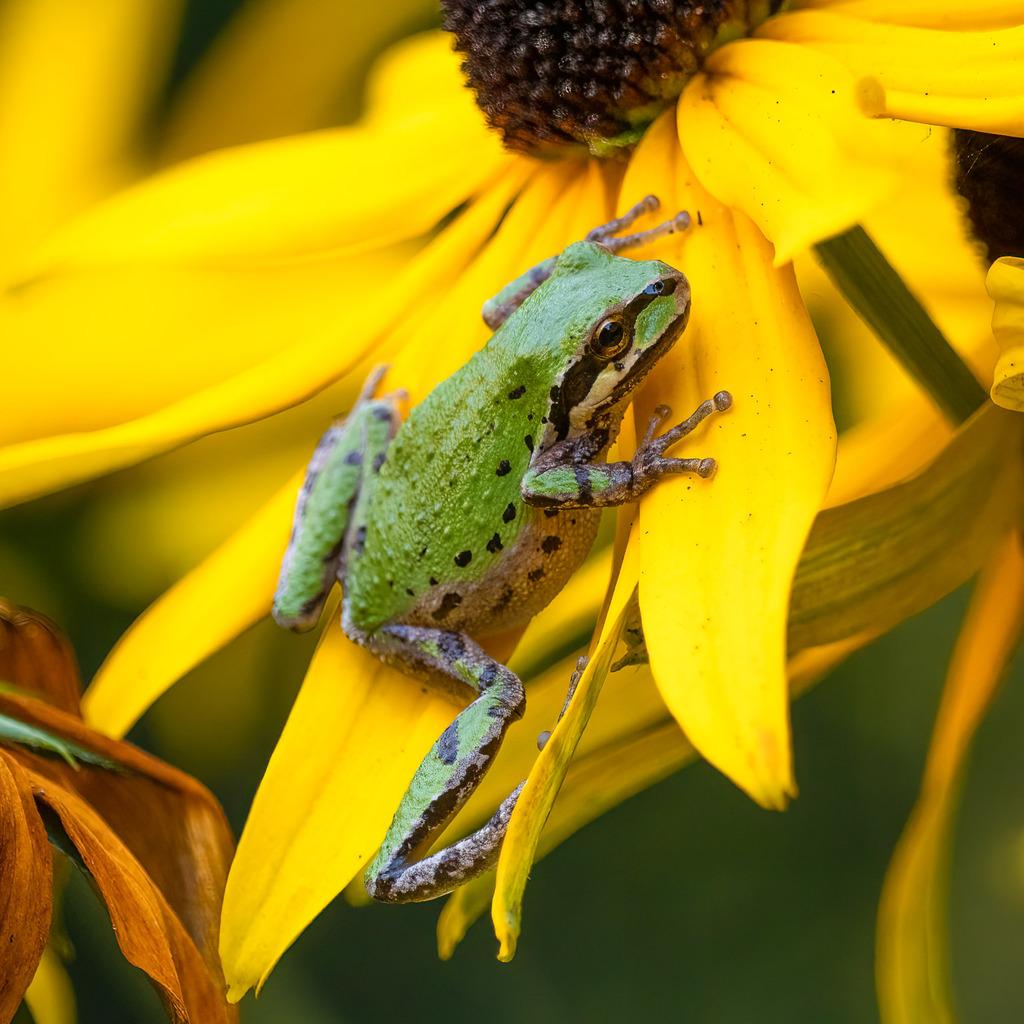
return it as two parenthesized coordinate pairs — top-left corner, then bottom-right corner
(765, 12), (1024, 137)
(0, 166), (527, 506)
(82, 472), (300, 737)
(625, 110), (836, 807)
(491, 528), (641, 961)
(24, 946), (76, 1024)
(826, 393), (951, 508)
(791, 404), (1024, 651)
(796, 121), (995, 426)
(1, 243), (412, 447)
(794, 0), (1024, 30)
(876, 530), (1024, 1024)
(987, 257), (1024, 411)
(19, 34), (508, 277)
(678, 37), (897, 263)
(159, 0), (439, 162)
(0, 0), (181, 277)
(219, 625), (455, 1001)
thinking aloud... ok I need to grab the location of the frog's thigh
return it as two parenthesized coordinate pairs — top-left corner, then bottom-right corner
(359, 624), (526, 903)
(273, 395), (399, 630)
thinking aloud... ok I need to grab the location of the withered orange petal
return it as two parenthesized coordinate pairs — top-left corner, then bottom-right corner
(0, 601), (82, 715)
(0, 752), (53, 1021)
(25, 767), (236, 1024)
(0, 692), (233, 977)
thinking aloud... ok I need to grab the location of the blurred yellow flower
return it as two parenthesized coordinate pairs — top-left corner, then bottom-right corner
(0, 0), (1020, 1015)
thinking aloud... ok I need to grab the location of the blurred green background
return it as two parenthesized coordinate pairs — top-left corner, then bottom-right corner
(3, 1), (1023, 1021)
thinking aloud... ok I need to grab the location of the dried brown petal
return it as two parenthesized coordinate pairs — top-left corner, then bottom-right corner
(27, 768), (235, 1023)
(0, 752), (53, 1021)
(0, 692), (233, 986)
(0, 601), (82, 715)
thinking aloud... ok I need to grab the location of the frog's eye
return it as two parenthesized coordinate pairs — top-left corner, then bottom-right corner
(590, 317), (630, 360)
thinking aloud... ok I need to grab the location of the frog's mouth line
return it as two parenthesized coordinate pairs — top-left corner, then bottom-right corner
(548, 285), (690, 439)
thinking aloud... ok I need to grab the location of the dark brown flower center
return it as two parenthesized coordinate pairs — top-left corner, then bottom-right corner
(442, 0), (776, 157)
(953, 130), (1024, 263)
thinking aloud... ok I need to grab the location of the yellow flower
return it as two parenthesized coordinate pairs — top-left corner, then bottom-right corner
(0, 0), (1019, 1011)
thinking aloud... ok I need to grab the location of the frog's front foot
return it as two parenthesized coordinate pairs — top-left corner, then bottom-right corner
(632, 391), (732, 491)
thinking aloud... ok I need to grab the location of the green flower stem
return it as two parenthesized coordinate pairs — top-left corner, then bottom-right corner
(814, 225), (987, 425)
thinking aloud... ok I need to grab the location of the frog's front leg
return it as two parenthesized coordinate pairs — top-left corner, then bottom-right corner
(521, 391), (732, 508)
(354, 623), (527, 903)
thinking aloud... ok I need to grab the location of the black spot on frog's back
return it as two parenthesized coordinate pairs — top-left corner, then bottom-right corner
(454, 550), (473, 567)
(496, 459), (512, 476)
(503, 502), (517, 523)
(541, 535), (562, 554)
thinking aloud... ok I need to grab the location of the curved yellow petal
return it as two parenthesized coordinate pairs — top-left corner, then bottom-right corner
(0, 0), (181, 277)
(766, 11), (1024, 137)
(987, 257), (1024, 411)
(82, 472), (300, 737)
(18, 34), (507, 278)
(877, 530), (1024, 1024)
(23, 946), (76, 1024)
(678, 37), (897, 264)
(0, 167), (527, 507)
(159, 0), (438, 162)
(491, 528), (641, 961)
(219, 625), (455, 1001)
(1, 243), (411, 447)
(795, 0), (1024, 30)
(792, 404), (1024, 651)
(624, 111), (836, 807)
(826, 395), (951, 508)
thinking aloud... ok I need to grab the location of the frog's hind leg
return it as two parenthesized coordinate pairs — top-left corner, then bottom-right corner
(355, 623), (527, 903)
(272, 370), (400, 631)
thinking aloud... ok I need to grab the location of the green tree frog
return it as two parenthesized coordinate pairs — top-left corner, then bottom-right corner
(273, 196), (731, 903)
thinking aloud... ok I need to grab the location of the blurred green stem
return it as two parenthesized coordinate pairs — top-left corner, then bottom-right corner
(815, 226), (987, 425)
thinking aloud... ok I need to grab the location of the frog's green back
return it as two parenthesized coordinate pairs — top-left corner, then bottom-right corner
(345, 242), (671, 631)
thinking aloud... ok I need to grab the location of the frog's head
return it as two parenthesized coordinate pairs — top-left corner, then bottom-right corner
(544, 240), (691, 439)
